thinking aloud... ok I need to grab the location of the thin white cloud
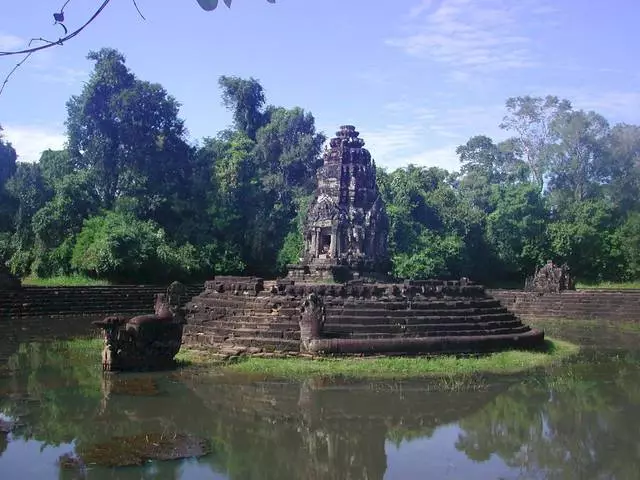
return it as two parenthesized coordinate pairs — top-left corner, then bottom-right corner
(396, 144), (461, 171)
(360, 124), (424, 164)
(2, 125), (66, 163)
(353, 68), (393, 87)
(407, 0), (434, 19)
(386, 0), (554, 75)
(572, 91), (640, 122)
(528, 87), (640, 124)
(34, 66), (88, 85)
(355, 102), (508, 172)
(0, 33), (24, 50)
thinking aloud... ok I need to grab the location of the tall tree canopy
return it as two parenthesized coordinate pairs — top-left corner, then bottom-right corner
(1, 52), (639, 286)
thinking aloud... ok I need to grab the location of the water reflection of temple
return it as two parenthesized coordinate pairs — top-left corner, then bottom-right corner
(180, 375), (503, 480)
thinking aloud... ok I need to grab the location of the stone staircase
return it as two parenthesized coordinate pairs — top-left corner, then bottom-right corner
(321, 298), (528, 339)
(185, 293), (301, 350)
(185, 278), (541, 353)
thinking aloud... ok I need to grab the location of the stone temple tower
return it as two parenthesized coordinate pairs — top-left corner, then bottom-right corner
(288, 125), (390, 281)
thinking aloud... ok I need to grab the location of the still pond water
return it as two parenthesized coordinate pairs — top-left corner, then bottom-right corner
(0, 319), (639, 480)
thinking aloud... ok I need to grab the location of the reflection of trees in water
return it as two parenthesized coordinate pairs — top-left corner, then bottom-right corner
(1, 342), (105, 446)
(2, 341), (515, 480)
(455, 357), (640, 480)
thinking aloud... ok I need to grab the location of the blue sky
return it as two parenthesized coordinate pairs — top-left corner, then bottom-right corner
(1, 0), (639, 170)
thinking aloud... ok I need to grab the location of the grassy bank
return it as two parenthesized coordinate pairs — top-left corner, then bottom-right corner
(21, 275), (111, 287)
(60, 336), (578, 380)
(178, 338), (579, 379)
(576, 281), (640, 290)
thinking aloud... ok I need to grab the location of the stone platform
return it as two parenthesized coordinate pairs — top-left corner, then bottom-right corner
(184, 276), (545, 355)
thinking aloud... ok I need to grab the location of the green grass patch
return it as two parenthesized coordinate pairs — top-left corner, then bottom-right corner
(576, 280), (640, 290)
(58, 337), (579, 381)
(21, 275), (112, 287)
(206, 338), (578, 380)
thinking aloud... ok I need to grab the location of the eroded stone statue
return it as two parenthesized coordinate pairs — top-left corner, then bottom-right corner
(299, 293), (325, 353)
(526, 260), (575, 293)
(92, 281), (187, 371)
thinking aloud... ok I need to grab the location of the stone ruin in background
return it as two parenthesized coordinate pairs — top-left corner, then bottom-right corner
(525, 260), (575, 293)
(287, 125), (390, 282)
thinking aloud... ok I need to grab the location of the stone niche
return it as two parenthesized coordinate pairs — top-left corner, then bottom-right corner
(288, 125), (390, 282)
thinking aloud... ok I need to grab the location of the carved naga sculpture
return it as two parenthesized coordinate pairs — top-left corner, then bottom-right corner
(299, 293), (325, 352)
(92, 281), (187, 371)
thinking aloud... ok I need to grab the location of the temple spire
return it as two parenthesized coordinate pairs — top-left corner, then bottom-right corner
(288, 124), (390, 281)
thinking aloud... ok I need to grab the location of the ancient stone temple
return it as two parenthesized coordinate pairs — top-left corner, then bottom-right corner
(288, 125), (390, 282)
(184, 123), (545, 357)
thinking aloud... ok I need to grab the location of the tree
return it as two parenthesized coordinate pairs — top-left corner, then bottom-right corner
(605, 123), (640, 214)
(548, 110), (610, 206)
(612, 212), (640, 281)
(500, 95), (572, 192)
(219, 76), (267, 140)
(456, 135), (528, 214)
(0, 126), (17, 233)
(65, 47), (194, 234)
(456, 135), (526, 184)
(485, 183), (549, 279)
(71, 210), (201, 282)
(547, 199), (619, 281)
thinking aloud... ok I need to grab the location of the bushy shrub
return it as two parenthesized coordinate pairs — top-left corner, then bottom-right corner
(8, 248), (33, 277)
(71, 210), (170, 282)
(392, 232), (464, 280)
(611, 212), (640, 281)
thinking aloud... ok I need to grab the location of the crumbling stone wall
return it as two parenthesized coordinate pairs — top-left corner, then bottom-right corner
(489, 289), (640, 322)
(0, 285), (202, 318)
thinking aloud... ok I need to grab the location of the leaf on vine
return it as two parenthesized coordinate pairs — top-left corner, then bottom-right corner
(223, 0), (232, 7)
(197, 0), (219, 11)
(53, 12), (65, 22)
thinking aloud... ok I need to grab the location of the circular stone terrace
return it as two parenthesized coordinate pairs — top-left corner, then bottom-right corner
(184, 276), (545, 356)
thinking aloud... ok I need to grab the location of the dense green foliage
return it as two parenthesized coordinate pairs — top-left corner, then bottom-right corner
(1, 49), (638, 284)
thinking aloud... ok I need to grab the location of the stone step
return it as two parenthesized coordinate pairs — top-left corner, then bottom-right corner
(324, 312), (516, 325)
(226, 327), (300, 340)
(211, 320), (299, 331)
(346, 325), (531, 339)
(203, 320), (529, 342)
(324, 300), (503, 310)
(323, 307), (510, 318)
(323, 319), (525, 335)
(218, 336), (299, 351)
